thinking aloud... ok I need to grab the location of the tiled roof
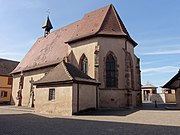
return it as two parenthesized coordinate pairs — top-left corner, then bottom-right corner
(66, 4), (136, 44)
(12, 4), (136, 74)
(162, 69), (180, 89)
(33, 60), (99, 85)
(0, 58), (19, 76)
(142, 83), (157, 88)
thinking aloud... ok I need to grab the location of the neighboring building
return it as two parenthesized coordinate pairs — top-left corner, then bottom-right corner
(162, 87), (175, 94)
(0, 58), (19, 104)
(163, 70), (180, 107)
(141, 83), (157, 102)
(11, 4), (141, 115)
(161, 87), (176, 103)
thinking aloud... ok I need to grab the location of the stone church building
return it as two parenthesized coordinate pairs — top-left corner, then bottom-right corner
(11, 4), (141, 115)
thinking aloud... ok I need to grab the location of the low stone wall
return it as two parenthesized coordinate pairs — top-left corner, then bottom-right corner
(165, 93), (176, 103)
(149, 93), (176, 103)
(150, 94), (165, 103)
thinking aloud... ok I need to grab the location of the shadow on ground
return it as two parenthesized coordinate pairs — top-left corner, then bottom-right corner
(0, 113), (179, 135)
(76, 103), (177, 116)
(76, 108), (139, 116)
(141, 103), (177, 110)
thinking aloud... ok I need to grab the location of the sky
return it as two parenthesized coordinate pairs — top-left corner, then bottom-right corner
(0, 0), (179, 92)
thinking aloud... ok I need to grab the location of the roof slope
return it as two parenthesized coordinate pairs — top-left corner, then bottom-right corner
(11, 22), (75, 73)
(142, 83), (157, 88)
(12, 4), (136, 74)
(0, 58), (19, 76)
(163, 70), (180, 89)
(66, 4), (136, 44)
(34, 61), (99, 85)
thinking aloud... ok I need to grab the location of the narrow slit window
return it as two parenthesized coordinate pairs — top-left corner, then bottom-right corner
(49, 89), (55, 101)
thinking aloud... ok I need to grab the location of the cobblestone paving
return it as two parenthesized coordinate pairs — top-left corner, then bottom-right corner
(0, 104), (179, 135)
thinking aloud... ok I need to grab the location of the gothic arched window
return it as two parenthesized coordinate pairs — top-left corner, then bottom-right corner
(106, 53), (116, 87)
(79, 54), (88, 74)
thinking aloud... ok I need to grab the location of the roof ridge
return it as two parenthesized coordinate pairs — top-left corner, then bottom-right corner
(0, 58), (19, 63)
(61, 60), (73, 80)
(33, 61), (62, 83)
(83, 4), (111, 18)
(94, 4), (112, 34)
(37, 20), (82, 41)
(111, 5), (126, 35)
(39, 4), (112, 40)
(112, 6), (130, 36)
(66, 4), (112, 43)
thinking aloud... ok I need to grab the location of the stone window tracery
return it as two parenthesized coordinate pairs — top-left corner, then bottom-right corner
(79, 54), (88, 74)
(105, 52), (118, 88)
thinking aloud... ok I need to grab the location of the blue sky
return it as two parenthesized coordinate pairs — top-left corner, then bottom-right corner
(0, 0), (179, 92)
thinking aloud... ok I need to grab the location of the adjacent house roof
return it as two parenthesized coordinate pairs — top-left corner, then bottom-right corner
(142, 83), (157, 88)
(12, 4), (137, 74)
(0, 58), (19, 76)
(162, 70), (180, 89)
(33, 60), (100, 85)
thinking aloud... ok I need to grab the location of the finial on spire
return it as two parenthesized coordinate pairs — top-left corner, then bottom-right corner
(46, 9), (50, 15)
(42, 9), (53, 37)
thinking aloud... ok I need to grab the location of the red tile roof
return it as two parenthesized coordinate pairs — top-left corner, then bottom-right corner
(12, 4), (136, 74)
(0, 58), (19, 76)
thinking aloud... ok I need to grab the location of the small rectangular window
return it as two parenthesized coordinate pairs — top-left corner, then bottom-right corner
(49, 89), (55, 101)
(1, 91), (8, 98)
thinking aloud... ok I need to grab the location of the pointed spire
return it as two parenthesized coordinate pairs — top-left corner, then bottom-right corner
(42, 16), (53, 37)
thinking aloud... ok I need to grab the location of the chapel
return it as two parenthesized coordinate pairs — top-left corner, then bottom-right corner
(11, 4), (141, 115)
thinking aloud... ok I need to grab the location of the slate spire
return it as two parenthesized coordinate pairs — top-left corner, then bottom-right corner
(42, 15), (53, 37)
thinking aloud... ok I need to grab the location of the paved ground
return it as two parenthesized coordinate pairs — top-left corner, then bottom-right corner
(0, 103), (179, 135)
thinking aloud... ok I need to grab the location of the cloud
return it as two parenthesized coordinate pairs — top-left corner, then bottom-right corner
(139, 36), (180, 44)
(0, 52), (23, 56)
(141, 49), (180, 55)
(20, 0), (42, 9)
(141, 61), (159, 65)
(0, 50), (23, 60)
(0, 0), (42, 13)
(141, 59), (172, 65)
(142, 66), (179, 73)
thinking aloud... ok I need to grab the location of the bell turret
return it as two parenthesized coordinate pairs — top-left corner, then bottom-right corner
(42, 16), (53, 37)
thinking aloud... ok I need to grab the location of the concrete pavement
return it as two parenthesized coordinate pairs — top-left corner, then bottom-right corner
(0, 103), (179, 135)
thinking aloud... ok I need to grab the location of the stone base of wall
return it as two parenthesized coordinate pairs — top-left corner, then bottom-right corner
(35, 103), (72, 116)
(99, 90), (126, 108)
(99, 90), (141, 108)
